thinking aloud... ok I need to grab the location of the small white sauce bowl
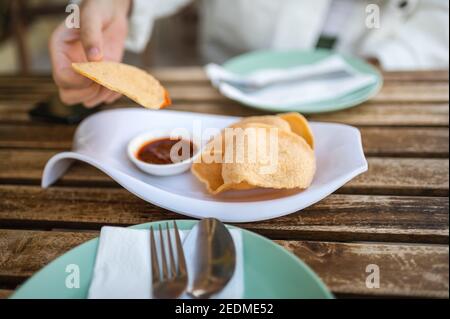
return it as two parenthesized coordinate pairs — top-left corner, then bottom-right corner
(128, 130), (199, 176)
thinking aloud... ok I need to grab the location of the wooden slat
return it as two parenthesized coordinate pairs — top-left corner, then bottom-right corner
(372, 83), (449, 103)
(160, 83), (450, 103)
(0, 124), (74, 149)
(1, 101), (448, 127)
(0, 124), (448, 158)
(0, 83), (55, 92)
(277, 240), (449, 298)
(155, 68), (450, 84)
(0, 229), (447, 298)
(348, 158), (449, 196)
(359, 127), (449, 158)
(0, 289), (12, 299)
(0, 94), (50, 102)
(381, 70), (449, 82)
(0, 150), (448, 196)
(0, 101), (33, 122)
(309, 103), (449, 127)
(152, 68), (207, 83)
(0, 70), (448, 300)
(0, 75), (53, 83)
(0, 229), (96, 286)
(166, 83), (450, 103)
(0, 82), (448, 103)
(0, 185), (447, 243)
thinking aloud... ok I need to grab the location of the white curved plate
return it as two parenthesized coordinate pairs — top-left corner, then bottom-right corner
(42, 108), (367, 222)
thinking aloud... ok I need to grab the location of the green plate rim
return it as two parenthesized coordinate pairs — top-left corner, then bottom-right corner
(222, 49), (383, 114)
(11, 220), (334, 299)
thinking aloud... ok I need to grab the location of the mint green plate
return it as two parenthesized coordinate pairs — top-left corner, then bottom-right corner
(11, 220), (333, 299)
(222, 50), (383, 114)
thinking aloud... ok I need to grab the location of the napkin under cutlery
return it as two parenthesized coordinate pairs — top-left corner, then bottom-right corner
(206, 55), (377, 109)
(88, 226), (244, 299)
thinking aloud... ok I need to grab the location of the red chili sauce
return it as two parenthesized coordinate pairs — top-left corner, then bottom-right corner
(136, 138), (196, 165)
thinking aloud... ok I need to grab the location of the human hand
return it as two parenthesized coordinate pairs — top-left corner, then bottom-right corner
(50, 0), (131, 107)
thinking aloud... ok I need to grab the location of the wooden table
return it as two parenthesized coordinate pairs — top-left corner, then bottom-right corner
(0, 68), (448, 299)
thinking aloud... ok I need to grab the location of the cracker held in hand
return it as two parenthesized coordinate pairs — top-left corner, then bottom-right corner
(72, 62), (171, 109)
(192, 113), (316, 195)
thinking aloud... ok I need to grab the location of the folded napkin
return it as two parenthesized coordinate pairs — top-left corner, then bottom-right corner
(88, 226), (244, 299)
(206, 55), (377, 109)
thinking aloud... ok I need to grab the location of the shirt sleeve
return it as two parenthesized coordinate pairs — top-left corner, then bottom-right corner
(373, 0), (449, 70)
(126, 0), (193, 53)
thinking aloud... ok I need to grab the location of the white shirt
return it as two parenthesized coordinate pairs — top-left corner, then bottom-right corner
(126, 0), (449, 70)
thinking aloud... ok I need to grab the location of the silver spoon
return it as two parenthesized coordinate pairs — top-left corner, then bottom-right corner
(185, 218), (236, 298)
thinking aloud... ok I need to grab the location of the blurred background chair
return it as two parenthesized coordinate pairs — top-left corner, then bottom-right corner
(1, 0), (67, 74)
(0, 0), (201, 75)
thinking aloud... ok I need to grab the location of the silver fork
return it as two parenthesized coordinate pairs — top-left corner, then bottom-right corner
(150, 222), (188, 299)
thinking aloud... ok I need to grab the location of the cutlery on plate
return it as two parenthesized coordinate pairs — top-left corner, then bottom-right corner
(206, 62), (353, 93)
(222, 70), (352, 93)
(150, 222), (188, 299)
(187, 218), (236, 298)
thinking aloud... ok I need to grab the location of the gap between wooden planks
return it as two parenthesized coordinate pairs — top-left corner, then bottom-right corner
(0, 228), (447, 298)
(0, 149), (448, 197)
(0, 69), (448, 86)
(0, 124), (448, 158)
(0, 185), (447, 244)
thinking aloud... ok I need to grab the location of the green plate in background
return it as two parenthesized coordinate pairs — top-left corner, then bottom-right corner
(11, 220), (333, 299)
(222, 50), (383, 114)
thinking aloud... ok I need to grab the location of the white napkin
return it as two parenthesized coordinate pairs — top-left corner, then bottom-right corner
(88, 226), (244, 299)
(206, 55), (377, 109)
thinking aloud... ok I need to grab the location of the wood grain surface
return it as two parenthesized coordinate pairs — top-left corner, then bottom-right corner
(1, 150), (448, 196)
(0, 229), (447, 298)
(0, 185), (447, 243)
(0, 70), (448, 299)
(0, 82), (446, 103)
(0, 124), (448, 158)
(0, 290), (12, 299)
